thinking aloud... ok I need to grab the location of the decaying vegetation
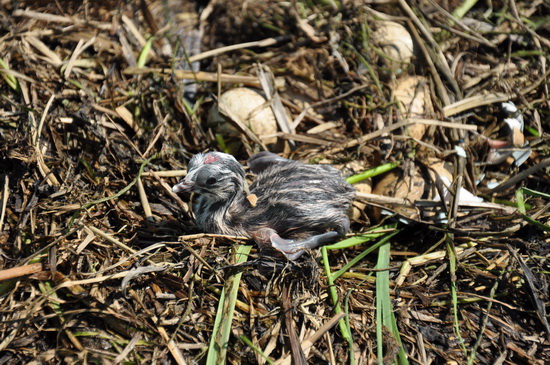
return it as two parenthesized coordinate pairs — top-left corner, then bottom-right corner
(0, 0), (548, 363)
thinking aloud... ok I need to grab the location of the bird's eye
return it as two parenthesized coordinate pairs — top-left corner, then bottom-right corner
(196, 169), (218, 187)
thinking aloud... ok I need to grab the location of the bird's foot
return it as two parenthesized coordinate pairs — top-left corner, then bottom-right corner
(269, 231), (341, 261)
(251, 228), (344, 260)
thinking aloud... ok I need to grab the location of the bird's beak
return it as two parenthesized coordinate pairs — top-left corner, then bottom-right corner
(172, 179), (194, 193)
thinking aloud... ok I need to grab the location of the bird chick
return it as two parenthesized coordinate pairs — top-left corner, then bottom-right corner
(172, 151), (355, 260)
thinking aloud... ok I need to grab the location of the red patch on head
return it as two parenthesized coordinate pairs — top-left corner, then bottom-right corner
(204, 153), (219, 164)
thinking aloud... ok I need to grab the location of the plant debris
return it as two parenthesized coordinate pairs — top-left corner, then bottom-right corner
(0, 0), (548, 363)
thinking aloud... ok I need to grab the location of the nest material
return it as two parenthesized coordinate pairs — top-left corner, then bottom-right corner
(0, 0), (548, 364)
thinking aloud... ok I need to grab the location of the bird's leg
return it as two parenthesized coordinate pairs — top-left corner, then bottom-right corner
(251, 218), (349, 260)
(247, 151), (291, 174)
(270, 231), (341, 260)
(277, 217), (350, 260)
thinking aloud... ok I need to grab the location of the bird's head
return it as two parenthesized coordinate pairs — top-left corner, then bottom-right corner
(172, 152), (246, 202)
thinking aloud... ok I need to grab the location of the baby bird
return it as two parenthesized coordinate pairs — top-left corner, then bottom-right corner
(172, 151), (355, 260)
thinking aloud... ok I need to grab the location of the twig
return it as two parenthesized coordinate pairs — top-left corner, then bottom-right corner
(115, 105), (143, 136)
(64, 36), (96, 78)
(124, 67), (285, 89)
(467, 265), (506, 364)
(113, 332), (142, 364)
(68, 154), (158, 228)
(488, 158), (550, 193)
(509, 0), (550, 48)
(257, 65), (296, 149)
(448, 148), (466, 227)
(142, 170), (186, 177)
(277, 132), (331, 146)
(25, 36), (62, 66)
(143, 115), (168, 158)
(34, 94), (55, 145)
(406, 19), (452, 106)
(35, 148), (60, 187)
(398, 0), (461, 97)
(426, 0), (496, 48)
(0, 263), (43, 281)
(355, 192), (515, 214)
(281, 284), (307, 365)
(79, 241), (165, 277)
(297, 84), (370, 117)
(507, 244), (550, 341)
(121, 265), (168, 296)
(396, 242), (477, 286)
(54, 270), (141, 289)
(87, 226), (154, 265)
(158, 326), (187, 365)
(13, 9), (111, 29)
(0, 175), (8, 231)
(218, 96), (268, 150)
(443, 93), (511, 118)
(188, 36), (289, 63)
(137, 177), (153, 220)
(327, 118), (477, 154)
(277, 313), (346, 365)
(121, 14), (150, 49)
(519, 67), (550, 96)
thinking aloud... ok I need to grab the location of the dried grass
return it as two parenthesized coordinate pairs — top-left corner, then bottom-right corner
(0, 0), (548, 364)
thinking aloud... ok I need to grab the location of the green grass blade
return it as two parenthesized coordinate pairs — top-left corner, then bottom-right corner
(347, 44), (382, 92)
(447, 236), (468, 355)
(137, 36), (155, 68)
(375, 241), (389, 364)
(516, 188), (550, 231)
(525, 125), (540, 137)
(321, 246), (355, 364)
(346, 162), (399, 184)
(452, 0), (479, 20)
(522, 215), (550, 231)
(516, 189), (527, 214)
(391, 307), (409, 364)
(239, 335), (274, 365)
(467, 269), (504, 364)
(324, 225), (397, 250)
(376, 240), (408, 364)
(479, 195), (532, 210)
(323, 226), (400, 364)
(332, 230), (399, 281)
(206, 244), (252, 365)
(519, 187), (550, 199)
(215, 133), (230, 154)
(0, 58), (21, 92)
